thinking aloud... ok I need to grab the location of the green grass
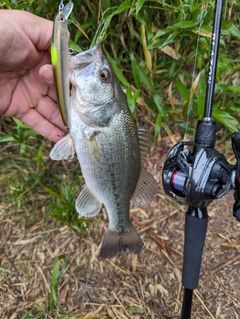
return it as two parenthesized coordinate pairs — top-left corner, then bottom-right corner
(0, 118), (87, 232)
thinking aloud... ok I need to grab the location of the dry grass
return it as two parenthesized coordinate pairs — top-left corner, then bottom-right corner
(1, 134), (240, 319)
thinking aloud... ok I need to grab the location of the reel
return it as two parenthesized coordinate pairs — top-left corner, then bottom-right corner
(162, 141), (235, 208)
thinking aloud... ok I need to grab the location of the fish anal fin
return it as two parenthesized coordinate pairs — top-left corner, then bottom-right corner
(100, 225), (143, 259)
(132, 167), (158, 208)
(50, 133), (75, 161)
(76, 185), (102, 217)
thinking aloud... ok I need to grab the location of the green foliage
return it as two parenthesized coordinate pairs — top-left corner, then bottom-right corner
(0, 118), (86, 234)
(65, 0), (240, 137)
(44, 184), (89, 234)
(0, 118), (37, 155)
(0, 266), (11, 273)
(19, 306), (47, 319)
(50, 255), (68, 313)
(2, 1), (239, 136)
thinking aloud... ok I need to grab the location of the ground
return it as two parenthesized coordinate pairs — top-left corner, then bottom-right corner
(0, 134), (240, 319)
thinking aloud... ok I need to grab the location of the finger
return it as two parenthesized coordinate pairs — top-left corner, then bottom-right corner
(39, 64), (59, 103)
(39, 64), (54, 85)
(36, 95), (65, 131)
(47, 86), (57, 103)
(18, 108), (65, 143)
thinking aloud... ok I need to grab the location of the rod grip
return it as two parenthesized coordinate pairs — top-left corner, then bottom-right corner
(182, 213), (208, 290)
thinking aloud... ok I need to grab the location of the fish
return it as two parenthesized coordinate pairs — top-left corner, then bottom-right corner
(50, 44), (158, 259)
(51, 2), (74, 128)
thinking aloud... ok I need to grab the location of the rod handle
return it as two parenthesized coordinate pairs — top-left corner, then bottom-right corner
(182, 209), (208, 290)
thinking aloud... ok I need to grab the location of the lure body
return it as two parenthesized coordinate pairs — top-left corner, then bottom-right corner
(51, 2), (74, 127)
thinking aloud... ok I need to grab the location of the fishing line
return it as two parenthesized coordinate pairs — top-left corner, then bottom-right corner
(183, 0), (207, 140)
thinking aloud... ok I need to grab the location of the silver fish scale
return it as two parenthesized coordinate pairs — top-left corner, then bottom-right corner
(70, 96), (141, 233)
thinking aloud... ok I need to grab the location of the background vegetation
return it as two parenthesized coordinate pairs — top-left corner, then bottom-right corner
(1, 0), (240, 223)
(0, 1), (240, 318)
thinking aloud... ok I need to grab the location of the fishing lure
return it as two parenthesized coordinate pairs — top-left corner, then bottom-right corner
(51, 1), (74, 128)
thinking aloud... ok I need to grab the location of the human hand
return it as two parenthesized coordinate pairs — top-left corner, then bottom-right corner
(0, 10), (65, 142)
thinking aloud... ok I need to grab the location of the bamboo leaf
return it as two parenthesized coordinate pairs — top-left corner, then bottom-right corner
(105, 52), (129, 87)
(136, 0), (145, 16)
(92, 0), (132, 45)
(168, 20), (196, 30)
(140, 24), (152, 71)
(176, 79), (189, 101)
(126, 87), (140, 114)
(153, 94), (166, 120)
(228, 86), (240, 93)
(160, 46), (181, 60)
(149, 30), (181, 50)
(213, 109), (239, 133)
(222, 21), (240, 38)
(2, 0), (12, 8)
(130, 53), (141, 89)
(155, 113), (162, 139)
(132, 59), (155, 92)
(102, 0), (111, 11)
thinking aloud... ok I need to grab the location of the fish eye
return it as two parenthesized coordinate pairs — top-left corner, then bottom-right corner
(59, 12), (65, 22)
(99, 69), (110, 82)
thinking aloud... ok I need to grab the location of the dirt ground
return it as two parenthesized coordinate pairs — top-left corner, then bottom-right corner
(0, 135), (240, 319)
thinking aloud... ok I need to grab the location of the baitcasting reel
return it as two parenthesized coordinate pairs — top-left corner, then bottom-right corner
(162, 132), (240, 220)
(162, 141), (234, 208)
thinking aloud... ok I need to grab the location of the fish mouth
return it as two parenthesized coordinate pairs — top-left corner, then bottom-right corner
(70, 44), (103, 70)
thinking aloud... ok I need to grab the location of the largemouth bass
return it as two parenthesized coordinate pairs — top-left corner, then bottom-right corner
(50, 44), (158, 259)
(51, 2), (74, 127)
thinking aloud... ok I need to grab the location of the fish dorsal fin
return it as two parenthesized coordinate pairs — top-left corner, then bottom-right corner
(76, 184), (102, 217)
(50, 133), (75, 161)
(132, 167), (158, 208)
(137, 127), (153, 160)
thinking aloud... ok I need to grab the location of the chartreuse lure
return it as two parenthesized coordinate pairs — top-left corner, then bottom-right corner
(51, 1), (74, 128)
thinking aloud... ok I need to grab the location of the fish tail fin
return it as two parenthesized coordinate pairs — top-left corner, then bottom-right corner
(100, 225), (143, 259)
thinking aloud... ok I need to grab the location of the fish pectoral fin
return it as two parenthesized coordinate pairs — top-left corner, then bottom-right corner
(100, 225), (143, 259)
(50, 133), (75, 161)
(85, 135), (101, 162)
(76, 184), (102, 217)
(132, 167), (158, 208)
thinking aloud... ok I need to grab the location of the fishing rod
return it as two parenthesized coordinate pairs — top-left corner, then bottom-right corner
(162, 0), (240, 317)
